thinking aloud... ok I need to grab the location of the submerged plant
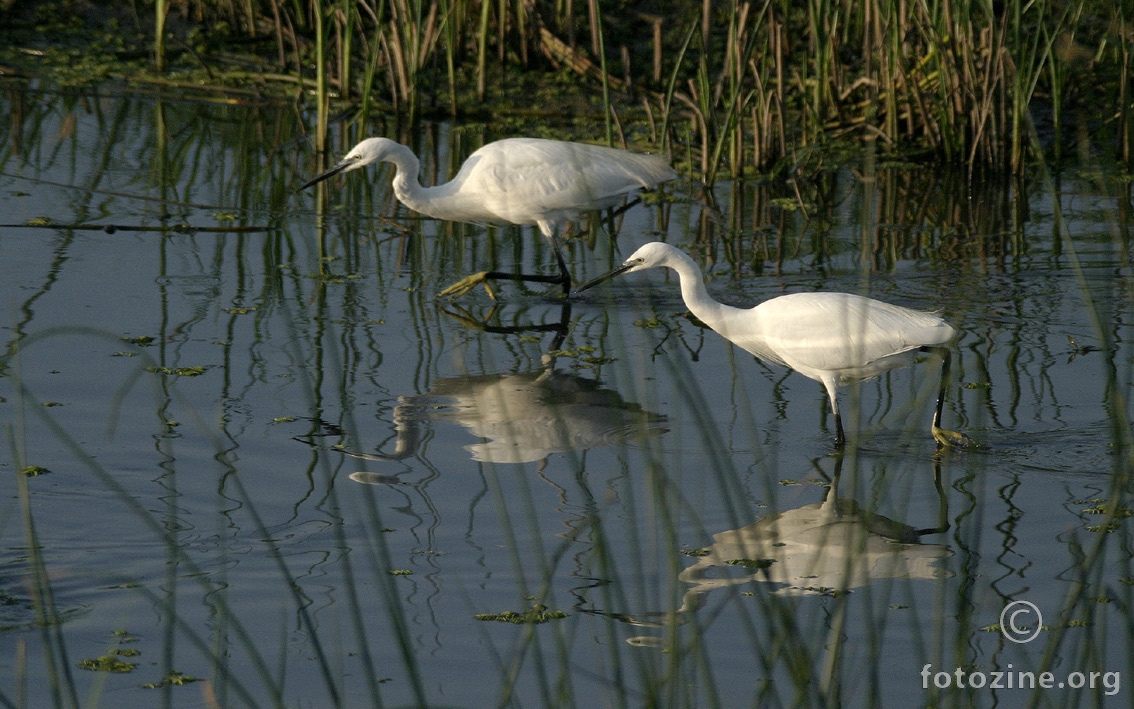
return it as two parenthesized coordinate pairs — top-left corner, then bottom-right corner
(77, 655), (137, 673)
(475, 604), (568, 624)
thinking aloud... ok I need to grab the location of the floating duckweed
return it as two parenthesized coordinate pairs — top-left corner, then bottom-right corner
(1082, 505), (1132, 517)
(633, 317), (664, 329)
(800, 586), (850, 597)
(545, 347), (597, 359)
(475, 604), (567, 624)
(224, 306), (256, 315)
(122, 335), (155, 346)
(579, 355), (615, 365)
(388, 569), (412, 576)
(679, 548), (710, 557)
(41, 401), (62, 407)
(78, 655), (137, 673)
(147, 366), (207, 376)
(142, 671), (199, 689)
(272, 416), (297, 423)
(1087, 523), (1121, 533)
(25, 216), (52, 226)
(726, 558), (776, 570)
(21, 465), (49, 476)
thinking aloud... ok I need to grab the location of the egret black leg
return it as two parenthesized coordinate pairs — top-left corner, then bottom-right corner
(833, 412), (846, 448)
(438, 234), (573, 298)
(548, 234), (573, 294)
(923, 345), (977, 448)
(931, 346), (950, 433)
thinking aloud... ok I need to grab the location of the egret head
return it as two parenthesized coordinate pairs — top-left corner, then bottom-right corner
(575, 242), (684, 293)
(300, 137), (397, 190)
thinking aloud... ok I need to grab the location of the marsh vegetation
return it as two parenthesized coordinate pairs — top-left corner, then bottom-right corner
(2, 0), (1131, 180)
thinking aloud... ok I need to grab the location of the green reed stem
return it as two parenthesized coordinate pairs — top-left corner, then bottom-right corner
(476, 0), (491, 102)
(154, 0), (166, 72)
(313, 0), (328, 155)
(587, 0), (614, 145)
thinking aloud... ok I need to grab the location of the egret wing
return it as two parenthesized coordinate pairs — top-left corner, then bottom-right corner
(743, 293), (953, 373)
(462, 139), (672, 225)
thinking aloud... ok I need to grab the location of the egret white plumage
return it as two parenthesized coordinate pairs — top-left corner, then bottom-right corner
(302, 137), (676, 297)
(578, 242), (966, 447)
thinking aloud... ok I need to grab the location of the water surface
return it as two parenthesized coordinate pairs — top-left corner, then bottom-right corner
(1, 86), (1131, 707)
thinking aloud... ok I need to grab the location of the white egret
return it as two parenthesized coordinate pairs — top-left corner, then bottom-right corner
(578, 241), (966, 447)
(302, 137), (676, 297)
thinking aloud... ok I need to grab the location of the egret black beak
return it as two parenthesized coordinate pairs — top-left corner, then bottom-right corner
(575, 260), (639, 294)
(300, 158), (354, 191)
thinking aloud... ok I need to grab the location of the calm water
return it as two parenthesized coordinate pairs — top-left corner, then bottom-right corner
(1, 87), (1132, 708)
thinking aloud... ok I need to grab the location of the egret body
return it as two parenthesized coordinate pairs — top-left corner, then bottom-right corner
(578, 242), (964, 446)
(302, 137), (676, 297)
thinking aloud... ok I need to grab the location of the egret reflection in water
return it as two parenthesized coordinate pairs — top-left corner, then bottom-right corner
(576, 460), (950, 646)
(344, 366), (668, 474)
(676, 475), (951, 600)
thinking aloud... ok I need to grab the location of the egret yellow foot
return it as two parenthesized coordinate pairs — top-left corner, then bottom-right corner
(439, 272), (496, 299)
(932, 424), (980, 449)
